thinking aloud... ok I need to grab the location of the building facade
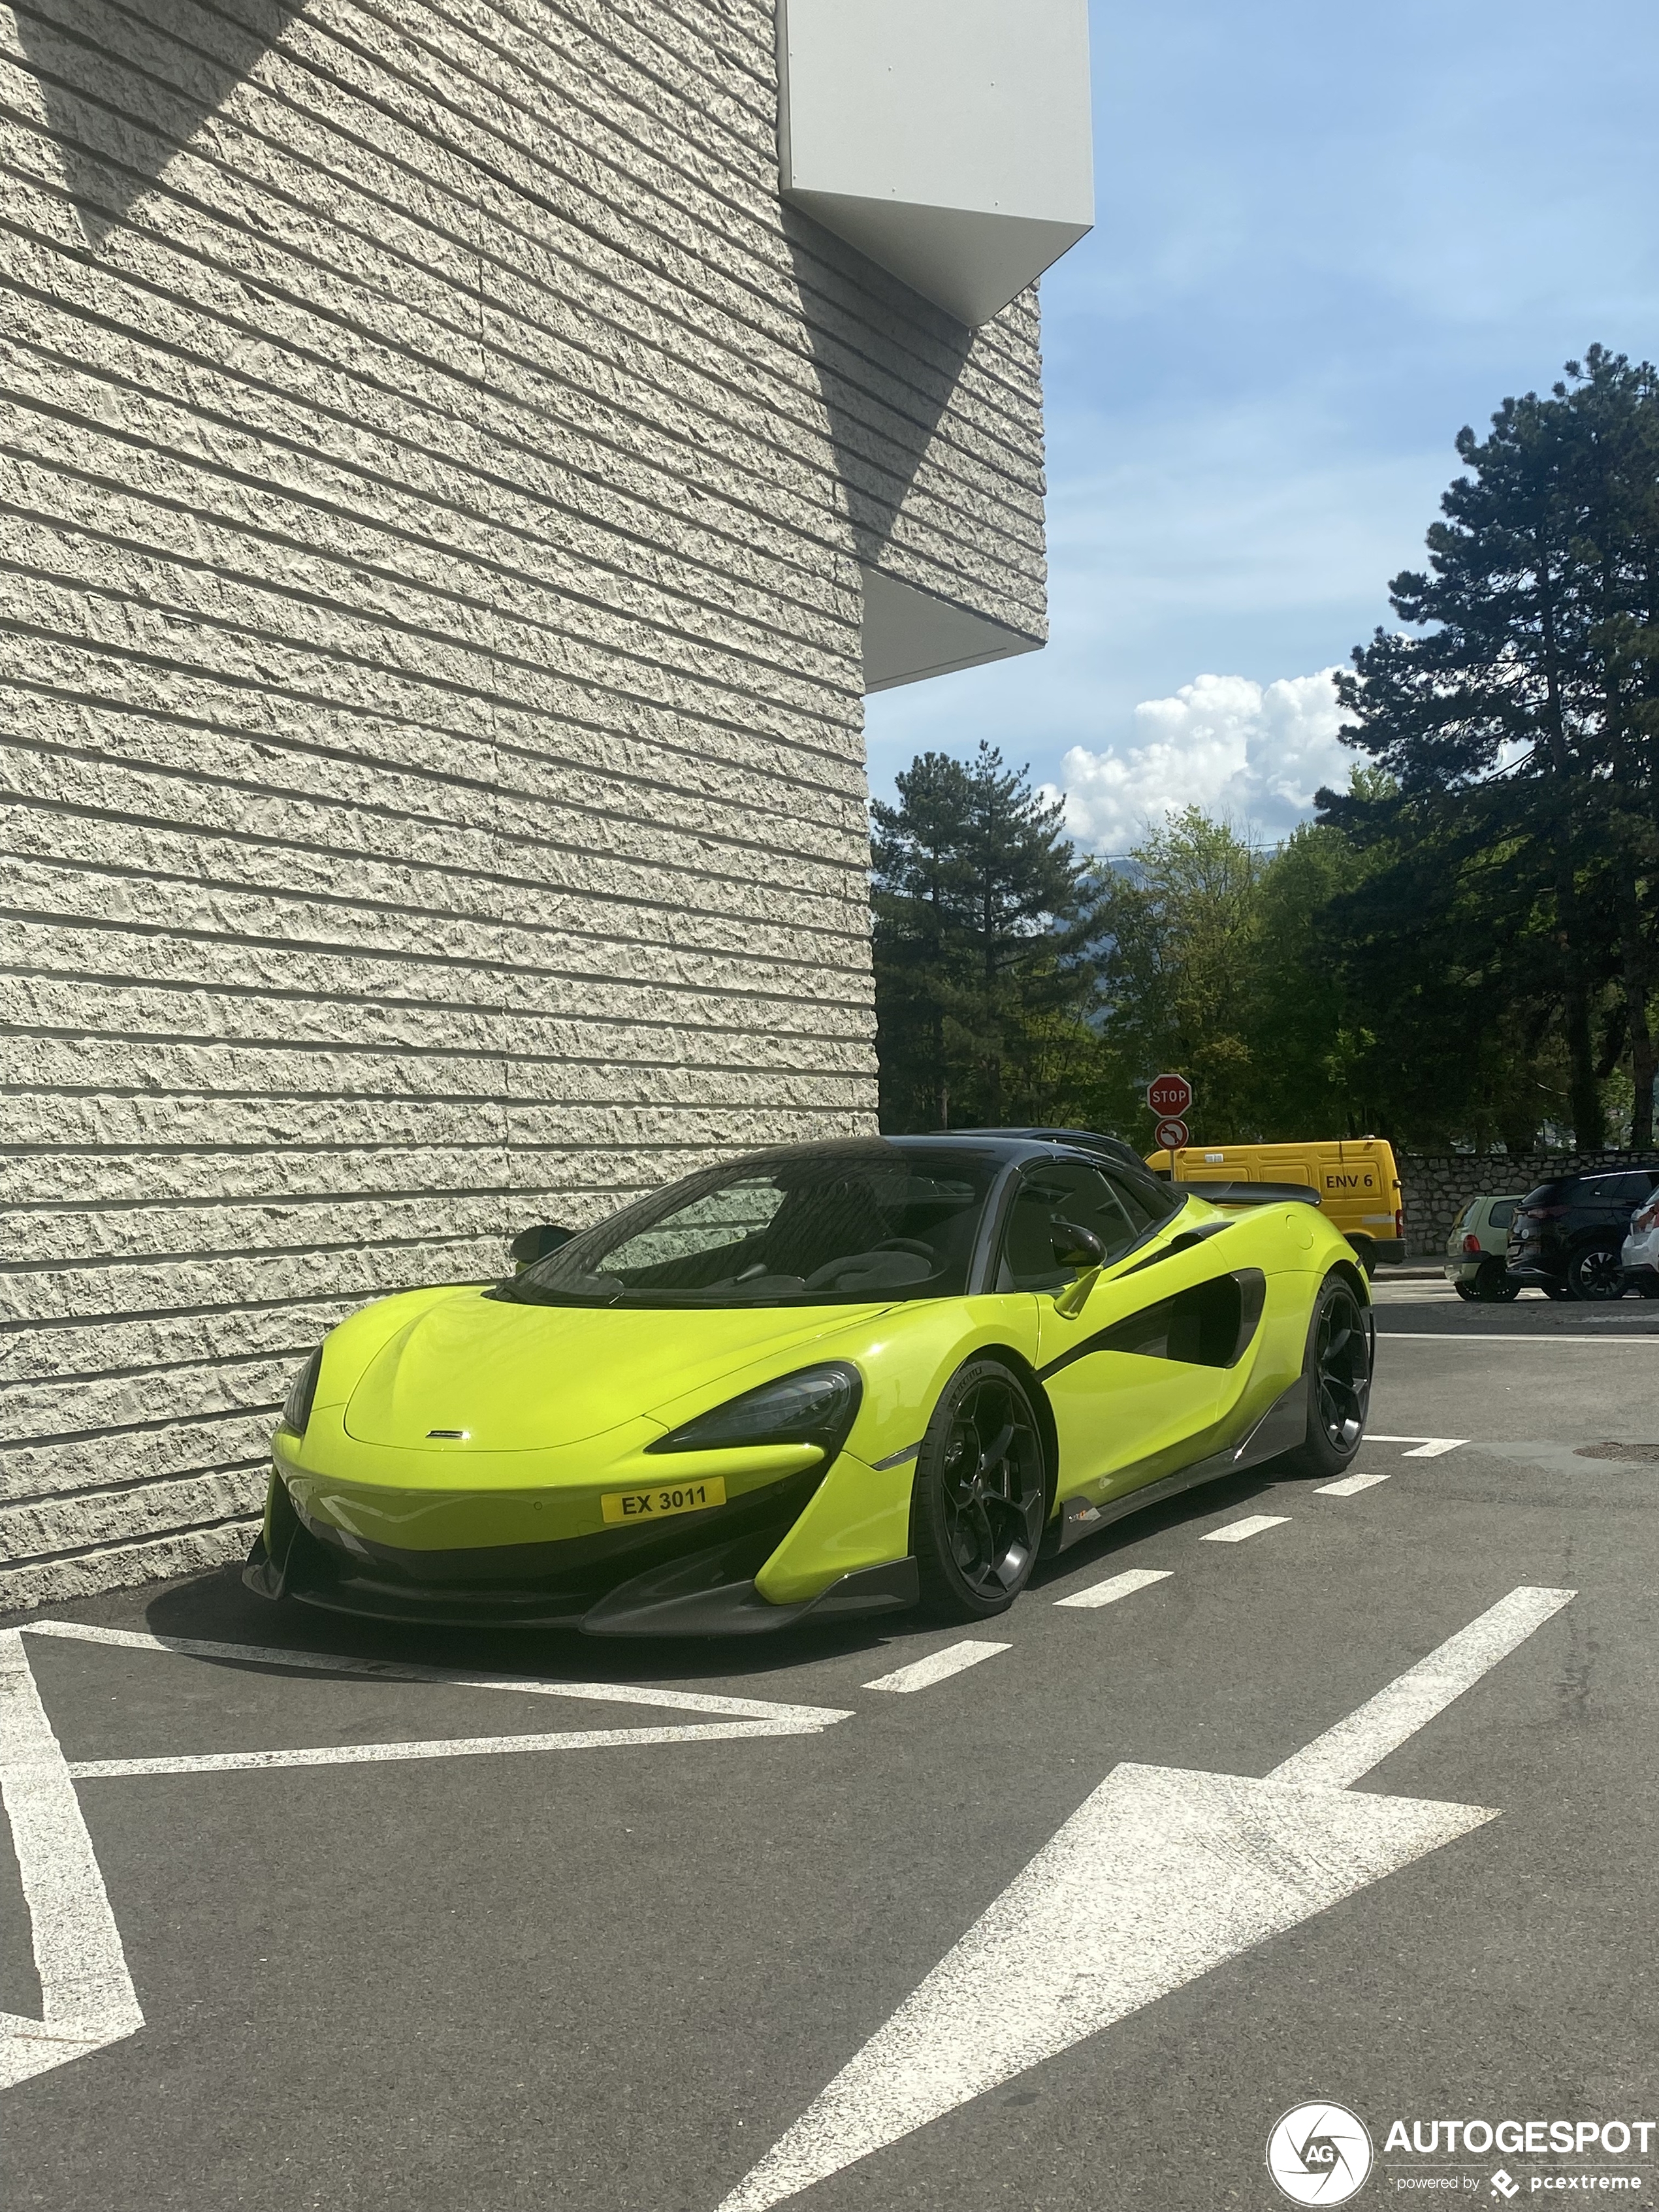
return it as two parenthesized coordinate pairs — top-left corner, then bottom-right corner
(0, 0), (1089, 1610)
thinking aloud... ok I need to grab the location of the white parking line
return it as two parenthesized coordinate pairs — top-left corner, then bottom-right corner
(1200, 1514), (1289, 1543)
(24, 1618), (850, 1729)
(0, 1632), (143, 2090)
(863, 1641), (1010, 1694)
(1316, 1470), (1392, 1497)
(69, 1720), (816, 1780)
(1382, 1334), (1659, 1345)
(1368, 1435), (1467, 1457)
(1054, 1568), (1173, 1611)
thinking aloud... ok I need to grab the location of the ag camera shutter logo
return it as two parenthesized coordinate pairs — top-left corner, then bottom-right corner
(1267, 2102), (1374, 2204)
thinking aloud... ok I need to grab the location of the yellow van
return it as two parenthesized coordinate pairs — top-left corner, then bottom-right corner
(1146, 1138), (1406, 1272)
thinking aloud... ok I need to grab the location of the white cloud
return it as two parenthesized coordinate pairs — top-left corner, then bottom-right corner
(1044, 667), (1353, 852)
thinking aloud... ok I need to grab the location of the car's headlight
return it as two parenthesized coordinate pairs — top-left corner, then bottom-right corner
(647, 1362), (862, 1458)
(280, 1349), (323, 1436)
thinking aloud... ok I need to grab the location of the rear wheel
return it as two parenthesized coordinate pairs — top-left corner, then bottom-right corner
(1281, 1274), (1374, 1480)
(1474, 1258), (1520, 1303)
(1453, 1281), (1479, 1302)
(910, 1361), (1046, 1622)
(1567, 1240), (1626, 1301)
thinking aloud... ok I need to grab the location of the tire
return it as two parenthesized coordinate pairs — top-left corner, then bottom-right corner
(1474, 1259), (1521, 1303)
(1280, 1272), (1374, 1481)
(910, 1360), (1047, 1622)
(1454, 1281), (1479, 1302)
(1567, 1240), (1626, 1302)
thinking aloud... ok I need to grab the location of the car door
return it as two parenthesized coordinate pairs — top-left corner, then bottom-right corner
(997, 1161), (1248, 1500)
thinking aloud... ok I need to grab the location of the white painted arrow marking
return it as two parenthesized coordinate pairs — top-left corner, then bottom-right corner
(716, 1584), (1575, 2212)
(0, 1631), (142, 2090)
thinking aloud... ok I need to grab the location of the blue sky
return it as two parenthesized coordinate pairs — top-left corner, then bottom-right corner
(865, 0), (1659, 853)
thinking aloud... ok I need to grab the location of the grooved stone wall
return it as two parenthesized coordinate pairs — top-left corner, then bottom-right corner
(1398, 1152), (1659, 1258)
(0, 0), (1050, 1611)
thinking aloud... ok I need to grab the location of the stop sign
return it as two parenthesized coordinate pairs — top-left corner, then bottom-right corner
(1147, 1072), (1193, 1116)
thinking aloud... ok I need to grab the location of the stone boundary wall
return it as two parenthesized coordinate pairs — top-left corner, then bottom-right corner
(1398, 1152), (1659, 1260)
(0, 0), (1049, 1612)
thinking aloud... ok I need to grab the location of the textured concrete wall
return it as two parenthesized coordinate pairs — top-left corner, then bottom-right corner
(1398, 1151), (1659, 1258)
(0, 0), (1049, 1612)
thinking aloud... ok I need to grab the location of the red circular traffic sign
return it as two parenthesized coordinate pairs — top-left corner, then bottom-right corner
(1147, 1071), (1193, 1116)
(1153, 1115), (1189, 1153)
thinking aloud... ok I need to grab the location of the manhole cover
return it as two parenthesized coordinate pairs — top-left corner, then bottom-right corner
(1575, 1441), (1659, 1462)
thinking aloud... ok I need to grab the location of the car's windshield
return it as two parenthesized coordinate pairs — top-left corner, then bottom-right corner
(499, 1144), (1002, 1307)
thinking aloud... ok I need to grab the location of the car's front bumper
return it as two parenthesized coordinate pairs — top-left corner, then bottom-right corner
(244, 1451), (920, 1637)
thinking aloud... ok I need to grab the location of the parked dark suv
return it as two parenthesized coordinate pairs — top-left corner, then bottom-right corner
(1506, 1169), (1659, 1300)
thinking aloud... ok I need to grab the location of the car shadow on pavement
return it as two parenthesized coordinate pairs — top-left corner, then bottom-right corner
(113, 1460), (1312, 1682)
(137, 1565), (901, 1688)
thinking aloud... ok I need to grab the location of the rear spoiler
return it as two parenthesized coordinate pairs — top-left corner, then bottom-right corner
(1172, 1180), (1321, 1209)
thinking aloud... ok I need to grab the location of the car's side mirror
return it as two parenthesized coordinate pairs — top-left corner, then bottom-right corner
(1050, 1221), (1106, 1271)
(509, 1222), (577, 1273)
(1049, 1220), (1106, 1319)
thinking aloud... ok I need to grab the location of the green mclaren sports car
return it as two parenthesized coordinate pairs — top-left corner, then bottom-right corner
(245, 1134), (1374, 1636)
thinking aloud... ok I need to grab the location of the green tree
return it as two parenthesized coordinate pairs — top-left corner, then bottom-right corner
(1332, 347), (1659, 1145)
(1091, 810), (1266, 1142)
(871, 743), (1097, 1130)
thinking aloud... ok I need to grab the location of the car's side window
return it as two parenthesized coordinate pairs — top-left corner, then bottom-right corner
(996, 1164), (1138, 1292)
(1102, 1163), (1182, 1237)
(1489, 1199), (1515, 1230)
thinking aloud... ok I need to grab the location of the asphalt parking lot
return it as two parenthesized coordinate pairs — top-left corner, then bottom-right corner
(5, 1286), (1657, 2212)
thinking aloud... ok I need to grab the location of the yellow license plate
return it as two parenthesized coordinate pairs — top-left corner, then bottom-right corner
(601, 1476), (727, 1526)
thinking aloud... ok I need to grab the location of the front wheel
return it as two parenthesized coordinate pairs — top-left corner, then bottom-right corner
(910, 1360), (1047, 1622)
(1280, 1273), (1374, 1481)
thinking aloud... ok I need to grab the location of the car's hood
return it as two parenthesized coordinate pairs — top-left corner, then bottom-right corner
(342, 1290), (885, 1452)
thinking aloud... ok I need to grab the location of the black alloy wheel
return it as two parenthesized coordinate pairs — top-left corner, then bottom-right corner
(1568, 1240), (1626, 1302)
(1282, 1274), (1374, 1480)
(1474, 1258), (1521, 1303)
(911, 1360), (1047, 1621)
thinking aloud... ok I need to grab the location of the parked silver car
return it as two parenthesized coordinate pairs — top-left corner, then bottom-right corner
(1443, 1194), (1522, 1302)
(1619, 1186), (1659, 1296)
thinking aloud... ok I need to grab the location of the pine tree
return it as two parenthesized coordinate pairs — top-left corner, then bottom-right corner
(871, 743), (1097, 1130)
(1332, 347), (1659, 1146)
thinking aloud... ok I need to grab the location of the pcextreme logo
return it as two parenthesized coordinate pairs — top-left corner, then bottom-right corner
(1268, 2103), (1375, 2204)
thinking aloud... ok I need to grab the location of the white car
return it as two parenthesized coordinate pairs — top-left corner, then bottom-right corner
(1443, 1194), (1522, 1302)
(1619, 1188), (1659, 1296)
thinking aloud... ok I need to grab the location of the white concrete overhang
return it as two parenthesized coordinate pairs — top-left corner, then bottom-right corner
(777, 0), (1094, 328)
(860, 566), (1042, 694)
